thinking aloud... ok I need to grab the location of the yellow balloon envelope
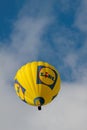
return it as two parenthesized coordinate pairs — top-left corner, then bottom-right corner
(14, 61), (61, 110)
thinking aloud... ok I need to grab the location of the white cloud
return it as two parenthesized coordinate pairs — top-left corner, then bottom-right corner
(0, 81), (86, 130)
(10, 16), (50, 61)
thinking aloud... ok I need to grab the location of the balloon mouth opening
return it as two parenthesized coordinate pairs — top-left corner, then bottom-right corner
(34, 97), (45, 106)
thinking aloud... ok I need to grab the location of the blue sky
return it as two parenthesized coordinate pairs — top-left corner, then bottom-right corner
(0, 0), (25, 40)
(0, 0), (87, 82)
(0, 0), (87, 130)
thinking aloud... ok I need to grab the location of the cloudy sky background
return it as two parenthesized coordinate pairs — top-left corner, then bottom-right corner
(0, 0), (87, 130)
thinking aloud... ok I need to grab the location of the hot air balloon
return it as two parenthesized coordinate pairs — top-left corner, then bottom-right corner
(14, 61), (61, 110)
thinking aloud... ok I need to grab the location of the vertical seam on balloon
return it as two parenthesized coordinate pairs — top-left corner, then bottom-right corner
(37, 61), (41, 97)
(24, 64), (35, 99)
(30, 62), (37, 96)
(27, 63), (36, 98)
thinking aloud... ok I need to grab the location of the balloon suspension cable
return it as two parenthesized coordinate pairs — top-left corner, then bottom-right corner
(38, 106), (41, 110)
